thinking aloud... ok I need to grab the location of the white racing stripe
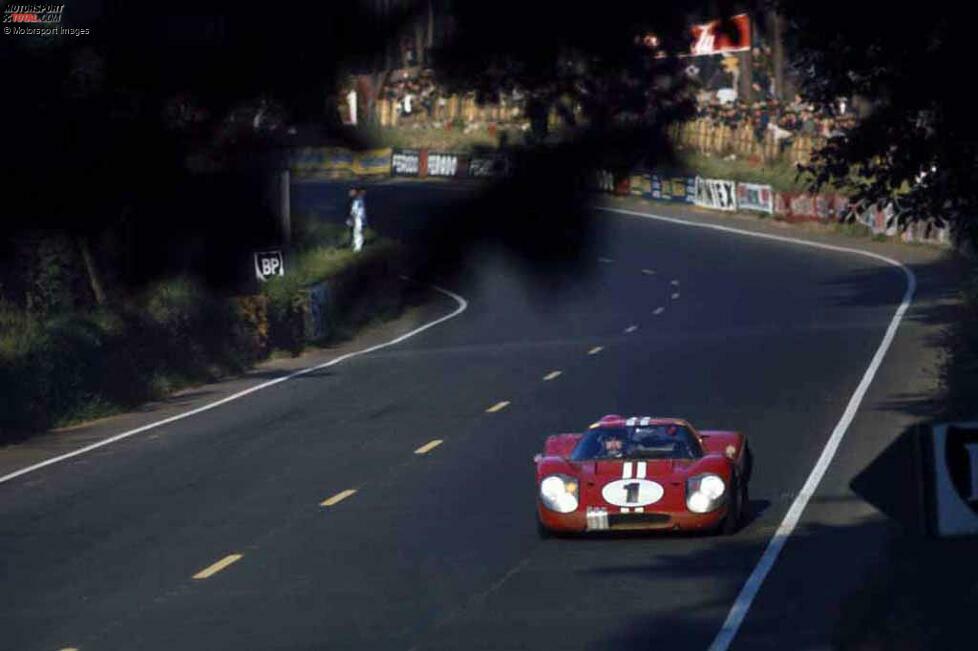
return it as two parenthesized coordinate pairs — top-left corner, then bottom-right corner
(622, 461), (633, 480)
(599, 206), (917, 651)
(636, 461), (647, 479)
(0, 283), (470, 486)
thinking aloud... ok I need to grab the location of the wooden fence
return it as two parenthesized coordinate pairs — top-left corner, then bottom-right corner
(669, 119), (823, 166)
(377, 94), (527, 128)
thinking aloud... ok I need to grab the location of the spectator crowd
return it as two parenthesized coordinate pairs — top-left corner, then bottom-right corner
(378, 68), (530, 128)
(693, 95), (856, 147)
(342, 60), (857, 166)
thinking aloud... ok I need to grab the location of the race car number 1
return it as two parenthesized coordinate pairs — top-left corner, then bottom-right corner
(601, 479), (664, 507)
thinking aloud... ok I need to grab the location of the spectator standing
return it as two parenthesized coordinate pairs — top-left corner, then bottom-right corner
(347, 187), (367, 253)
(402, 91), (414, 118)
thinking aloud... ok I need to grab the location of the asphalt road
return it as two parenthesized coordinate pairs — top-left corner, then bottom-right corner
(1, 182), (917, 650)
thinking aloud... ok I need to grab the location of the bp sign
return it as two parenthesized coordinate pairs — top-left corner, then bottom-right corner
(254, 250), (285, 282)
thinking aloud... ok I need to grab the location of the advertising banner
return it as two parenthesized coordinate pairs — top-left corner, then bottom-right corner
(926, 422), (978, 537)
(736, 182), (774, 214)
(352, 148), (393, 176)
(650, 174), (696, 203)
(289, 147), (353, 178)
(594, 169), (615, 193)
(468, 155), (510, 178)
(630, 173), (652, 197)
(694, 177), (737, 211)
(254, 250), (285, 282)
(427, 151), (467, 178)
(391, 149), (422, 177)
(689, 14), (751, 56)
(789, 193), (817, 220)
(614, 176), (631, 196)
(304, 282), (332, 341)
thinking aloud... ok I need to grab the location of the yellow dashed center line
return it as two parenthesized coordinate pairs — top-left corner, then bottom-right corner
(486, 401), (511, 413)
(588, 346), (604, 355)
(320, 488), (358, 507)
(624, 325), (638, 334)
(542, 371), (562, 381)
(671, 292), (681, 300)
(642, 269), (656, 275)
(192, 554), (243, 580)
(414, 439), (443, 455)
(654, 307), (665, 315)
(671, 279), (680, 286)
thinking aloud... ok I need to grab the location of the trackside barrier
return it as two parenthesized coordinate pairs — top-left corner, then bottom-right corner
(284, 147), (949, 246)
(391, 149), (422, 177)
(589, 167), (948, 246)
(736, 182), (774, 214)
(426, 151), (467, 178)
(694, 177), (737, 211)
(650, 174), (697, 204)
(352, 148), (393, 176)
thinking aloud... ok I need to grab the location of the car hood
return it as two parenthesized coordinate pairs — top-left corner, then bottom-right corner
(576, 459), (694, 511)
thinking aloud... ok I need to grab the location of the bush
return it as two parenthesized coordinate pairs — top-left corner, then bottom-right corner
(292, 213), (349, 250)
(0, 235), (404, 440)
(21, 232), (86, 318)
(0, 276), (256, 439)
(232, 295), (270, 362)
(0, 310), (123, 435)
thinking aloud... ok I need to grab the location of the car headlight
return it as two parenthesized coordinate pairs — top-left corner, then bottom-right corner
(686, 473), (726, 513)
(539, 474), (579, 513)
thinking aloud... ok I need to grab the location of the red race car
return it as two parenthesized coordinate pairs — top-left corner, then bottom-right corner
(535, 415), (752, 536)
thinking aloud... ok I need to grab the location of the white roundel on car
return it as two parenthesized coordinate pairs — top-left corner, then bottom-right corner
(601, 479), (665, 507)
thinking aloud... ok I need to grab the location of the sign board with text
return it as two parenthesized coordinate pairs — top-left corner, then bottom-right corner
(694, 177), (737, 211)
(254, 250), (285, 282)
(391, 149), (421, 177)
(926, 422), (978, 537)
(427, 151), (466, 178)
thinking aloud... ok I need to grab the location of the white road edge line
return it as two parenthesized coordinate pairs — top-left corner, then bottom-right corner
(598, 207), (917, 651)
(0, 283), (469, 486)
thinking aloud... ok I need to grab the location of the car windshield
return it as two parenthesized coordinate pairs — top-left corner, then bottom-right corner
(570, 424), (703, 461)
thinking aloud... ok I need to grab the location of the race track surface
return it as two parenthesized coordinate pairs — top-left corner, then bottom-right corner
(1, 182), (914, 650)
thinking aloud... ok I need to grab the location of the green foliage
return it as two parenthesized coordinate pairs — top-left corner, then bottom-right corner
(292, 213), (350, 250)
(364, 124), (498, 152)
(261, 237), (400, 353)
(22, 232), (84, 318)
(0, 276), (251, 438)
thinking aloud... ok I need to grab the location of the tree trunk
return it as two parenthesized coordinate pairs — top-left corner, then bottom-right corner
(415, 20), (425, 67)
(740, 31), (753, 103)
(772, 10), (785, 101)
(77, 235), (106, 305)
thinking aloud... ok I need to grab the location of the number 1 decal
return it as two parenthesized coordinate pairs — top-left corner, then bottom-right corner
(624, 482), (640, 503)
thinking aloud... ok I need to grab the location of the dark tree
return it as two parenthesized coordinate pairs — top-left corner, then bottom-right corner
(0, 2), (420, 305)
(778, 0), (978, 246)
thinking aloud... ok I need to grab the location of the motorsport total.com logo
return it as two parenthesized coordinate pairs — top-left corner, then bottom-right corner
(3, 4), (90, 36)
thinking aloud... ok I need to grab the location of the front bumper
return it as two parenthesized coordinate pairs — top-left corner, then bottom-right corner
(538, 501), (727, 533)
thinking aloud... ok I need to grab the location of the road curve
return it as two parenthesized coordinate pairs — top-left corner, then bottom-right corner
(0, 184), (911, 651)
